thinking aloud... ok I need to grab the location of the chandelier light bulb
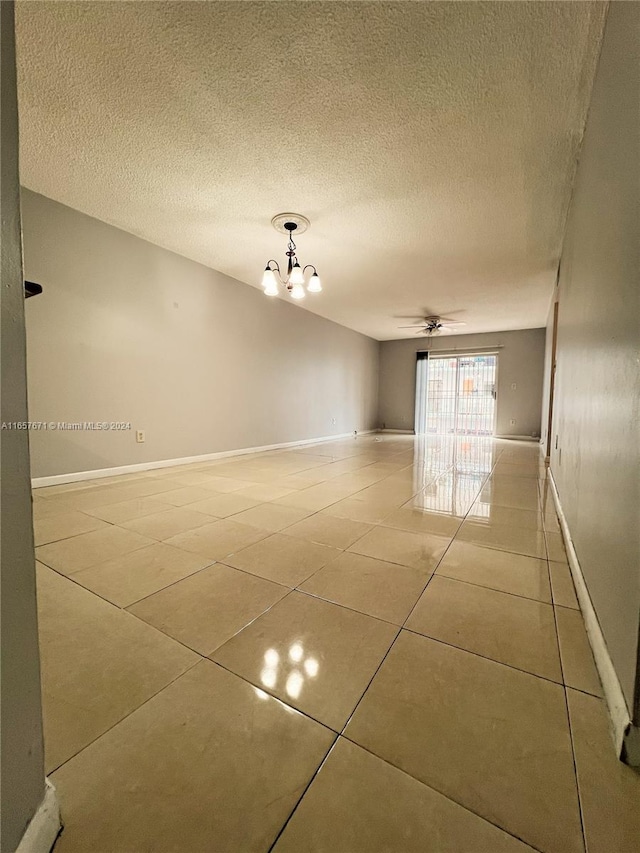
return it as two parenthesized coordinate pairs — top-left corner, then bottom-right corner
(262, 267), (279, 295)
(289, 262), (305, 286)
(290, 283), (305, 300)
(308, 272), (322, 293)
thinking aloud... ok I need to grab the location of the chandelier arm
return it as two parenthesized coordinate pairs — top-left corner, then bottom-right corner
(266, 259), (287, 286)
(302, 265), (317, 276)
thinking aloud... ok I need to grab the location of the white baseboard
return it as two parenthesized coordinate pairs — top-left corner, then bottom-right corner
(548, 471), (631, 755)
(32, 430), (377, 488)
(495, 434), (540, 442)
(379, 429), (414, 434)
(16, 780), (61, 853)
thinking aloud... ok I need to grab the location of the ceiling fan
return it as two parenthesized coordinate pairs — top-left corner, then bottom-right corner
(398, 316), (467, 336)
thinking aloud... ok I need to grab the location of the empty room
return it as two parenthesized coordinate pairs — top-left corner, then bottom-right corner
(2, 2), (638, 852)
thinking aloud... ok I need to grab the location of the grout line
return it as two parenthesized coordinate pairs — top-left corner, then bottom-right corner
(265, 736), (340, 852)
(336, 734), (548, 853)
(430, 569), (553, 605)
(548, 557), (589, 853)
(338, 627), (404, 736)
(401, 626), (565, 688)
(37, 561), (212, 660)
(288, 586), (404, 628)
(210, 655), (339, 735)
(128, 587), (298, 656)
(46, 656), (203, 777)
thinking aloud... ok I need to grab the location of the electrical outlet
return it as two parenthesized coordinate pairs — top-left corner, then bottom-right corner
(331, 418), (336, 426)
(511, 383), (517, 390)
(510, 419), (516, 426)
(136, 430), (145, 443)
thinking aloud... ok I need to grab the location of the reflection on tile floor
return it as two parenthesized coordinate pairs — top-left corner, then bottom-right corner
(33, 435), (638, 852)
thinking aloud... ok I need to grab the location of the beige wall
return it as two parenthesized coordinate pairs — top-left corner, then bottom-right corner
(550, 2), (640, 713)
(378, 328), (545, 437)
(0, 3), (48, 849)
(22, 191), (380, 479)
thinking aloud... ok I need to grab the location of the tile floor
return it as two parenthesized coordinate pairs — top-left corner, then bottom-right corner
(32, 435), (639, 852)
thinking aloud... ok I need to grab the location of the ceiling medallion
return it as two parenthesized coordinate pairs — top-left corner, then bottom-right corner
(261, 213), (322, 300)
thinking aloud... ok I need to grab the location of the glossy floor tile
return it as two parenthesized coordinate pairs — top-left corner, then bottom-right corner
(164, 518), (269, 560)
(224, 532), (340, 587)
(556, 605), (603, 696)
(212, 591), (397, 730)
(273, 737), (534, 853)
(436, 540), (551, 602)
(120, 506), (215, 540)
(34, 435), (633, 852)
(234, 482), (298, 501)
(158, 484), (223, 506)
(300, 551), (430, 625)
(567, 689), (640, 853)
(37, 563), (197, 772)
(546, 530), (568, 562)
(36, 525), (155, 575)
(549, 560), (579, 608)
(321, 494), (397, 524)
(457, 519), (547, 558)
(348, 524), (450, 571)
(381, 505), (463, 537)
(478, 480), (540, 511)
(228, 502), (312, 531)
(72, 542), (213, 607)
(82, 495), (176, 522)
(467, 504), (545, 530)
(406, 576), (562, 681)
(186, 492), (262, 518)
(33, 509), (108, 546)
(345, 631), (583, 853)
(51, 661), (335, 852)
(285, 513), (373, 549)
(128, 563), (288, 655)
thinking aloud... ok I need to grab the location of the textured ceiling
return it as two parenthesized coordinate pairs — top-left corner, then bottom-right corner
(15, 1), (606, 340)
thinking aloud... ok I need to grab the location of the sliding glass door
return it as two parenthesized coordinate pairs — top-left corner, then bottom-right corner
(415, 353), (497, 436)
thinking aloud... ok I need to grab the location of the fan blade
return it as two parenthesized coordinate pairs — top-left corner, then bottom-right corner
(398, 324), (427, 329)
(438, 318), (466, 325)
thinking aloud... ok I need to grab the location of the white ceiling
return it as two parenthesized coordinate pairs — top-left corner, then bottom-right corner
(15, 1), (606, 341)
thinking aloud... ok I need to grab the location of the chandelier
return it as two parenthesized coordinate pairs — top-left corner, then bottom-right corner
(261, 213), (322, 300)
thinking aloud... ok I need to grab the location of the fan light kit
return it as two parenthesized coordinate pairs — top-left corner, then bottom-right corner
(398, 316), (467, 336)
(261, 213), (322, 300)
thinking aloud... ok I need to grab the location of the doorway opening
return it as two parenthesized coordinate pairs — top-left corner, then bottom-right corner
(415, 353), (498, 436)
